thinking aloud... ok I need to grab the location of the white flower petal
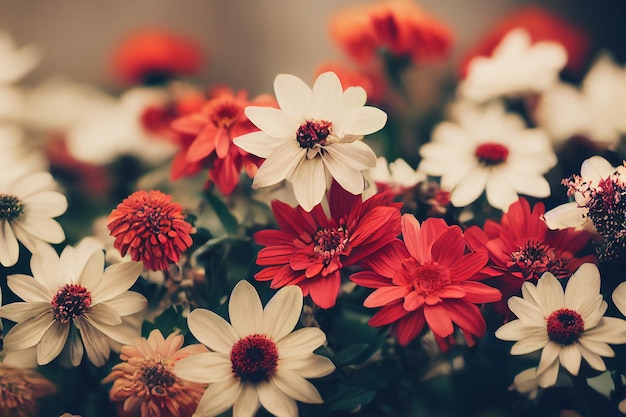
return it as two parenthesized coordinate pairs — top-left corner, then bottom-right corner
(280, 354), (335, 379)
(449, 168), (488, 207)
(187, 308), (238, 354)
(324, 141), (377, 171)
(262, 285), (303, 341)
(7, 172), (53, 198)
(537, 341), (561, 376)
(233, 131), (282, 158)
(576, 341), (607, 371)
(257, 380), (298, 417)
(535, 273), (564, 316)
(290, 156), (326, 212)
(174, 352), (232, 383)
(0, 220), (19, 267)
(273, 369), (323, 404)
(277, 328), (326, 359)
(21, 191), (68, 218)
(333, 106), (387, 136)
(233, 384), (260, 417)
(86, 303), (122, 326)
(273, 73), (312, 119)
(74, 317), (111, 367)
(613, 282), (626, 317)
(6, 274), (51, 303)
(2, 310), (54, 351)
(84, 315), (142, 346)
(543, 202), (587, 230)
(0, 301), (49, 322)
(340, 86), (367, 108)
(507, 296), (545, 326)
(578, 338), (615, 358)
(510, 333), (550, 355)
(253, 144), (306, 189)
(101, 292), (147, 317)
(194, 376), (242, 417)
(564, 263), (600, 314)
(558, 344), (582, 375)
(229, 280), (263, 337)
(29, 244), (63, 291)
(583, 317), (626, 344)
(37, 320), (70, 365)
(245, 106), (300, 139)
(310, 71), (343, 121)
(16, 216), (65, 244)
(495, 319), (544, 342)
(66, 326), (84, 367)
(77, 249), (104, 290)
(91, 261), (143, 304)
(322, 151), (365, 194)
(580, 156), (615, 183)
(536, 356), (560, 388)
(485, 169), (519, 211)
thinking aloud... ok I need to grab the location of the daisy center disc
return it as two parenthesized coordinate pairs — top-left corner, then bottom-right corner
(546, 308), (584, 345)
(313, 226), (349, 265)
(509, 239), (560, 280)
(474, 143), (509, 166)
(0, 194), (23, 222)
(230, 334), (278, 383)
(409, 261), (451, 295)
(296, 120), (332, 149)
(139, 361), (176, 395)
(51, 284), (92, 323)
(211, 99), (244, 130)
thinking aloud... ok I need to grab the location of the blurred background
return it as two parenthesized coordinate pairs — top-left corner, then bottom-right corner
(1, 0), (625, 95)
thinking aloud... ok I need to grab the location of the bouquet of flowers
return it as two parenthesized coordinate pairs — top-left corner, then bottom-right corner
(1, 1), (626, 416)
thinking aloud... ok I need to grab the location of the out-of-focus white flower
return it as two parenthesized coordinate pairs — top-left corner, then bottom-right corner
(418, 101), (556, 211)
(234, 71), (387, 211)
(65, 87), (177, 165)
(368, 156), (425, 193)
(535, 53), (626, 148)
(459, 29), (567, 103)
(0, 31), (40, 121)
(509, 368), (540, 400)
(0, 125), (48, 180)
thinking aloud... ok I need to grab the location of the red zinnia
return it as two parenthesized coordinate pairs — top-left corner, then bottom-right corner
(469, 198), (595, 311)
(254, 183), (402, 309)
(351, 215), (501, 348)
(108, 190), (194, 271)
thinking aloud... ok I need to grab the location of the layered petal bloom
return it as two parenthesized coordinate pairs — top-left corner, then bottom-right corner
(418, 102), (556, 211)
(0, 241), (147, 367)
(0, 364), (56, 417)
(351, 215), (501, 348)
(459, 28), (567, 103)
(104, 329), (208, 417)
(477, 198), (595, 307)
(254, 182), (401, 309)
(233, 71), (387, 211)
(0, 171), (67, 267)
(544, 156), (626, 261)
(171, 88), (270, 195)
(174, 280), (335, 417)
(495, 264), (626, 388)
(329, 0), (453, 65)
(108, 190), (194, 271)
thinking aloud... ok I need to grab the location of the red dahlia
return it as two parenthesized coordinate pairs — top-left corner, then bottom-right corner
(254, 183), (402, 309)
(351, 215), (501, 348)
(108, 190), (194, 271)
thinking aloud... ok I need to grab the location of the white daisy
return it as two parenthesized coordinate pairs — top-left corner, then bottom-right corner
(0, 241), (147, 367)
(495, 264), (626, 388)
(535, 53), (626, 148)
(233, 71), (387, 211)
(368, 156), (425, 193)
(459, 28), (567, 103)
(174, 280), (335, 417)
(418, 101), (556, 211)
(0, 171), (67, 267)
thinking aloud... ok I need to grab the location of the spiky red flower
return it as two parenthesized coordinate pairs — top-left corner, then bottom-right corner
(108, 190), (194, 271)
(254, 183), (402, 309)
(351, 215), (501, 348)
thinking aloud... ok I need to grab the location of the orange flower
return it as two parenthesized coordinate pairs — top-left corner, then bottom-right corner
(315, 62), (386, 104)
(108, 190), (194, 271)
(329, 0), (453, 65)
(112, 28), (203, 85)
(104, 329), (208, 417)
(0, 365), (55, 417)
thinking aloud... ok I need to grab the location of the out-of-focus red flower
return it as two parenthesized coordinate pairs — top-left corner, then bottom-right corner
(108, 190), (194, 271)
(459, 6), (590, 78)
(329, 0), (453, 65)
(254, 182), (402, 309)
(467, 198), (596, 315)
(351, 215), (501, 349)
(170, 88), (274, 195)
(315, 62), (387, 104)
(112, 28), (203, 85)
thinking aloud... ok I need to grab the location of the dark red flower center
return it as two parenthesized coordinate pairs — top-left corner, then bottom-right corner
(509, 239), (565, 280)
(140, 361), (176, 395)
(296, 120), (332, 149)
(51, 284), (92, 323)
(230, 334), (278, 383)
(0, 194), (23, 222)
(546, 308), (584, 345)
(475, 143), (509, 166)
(410, 261), (450, 295)
(313, 226), (350, 265)
(211, 100), (244, 130)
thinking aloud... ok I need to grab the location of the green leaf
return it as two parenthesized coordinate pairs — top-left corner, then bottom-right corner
(204, 191), (239, 235)
(326, 387), (377, 413)
(150, 304), (189, 337)
(335, 343), (370, 366)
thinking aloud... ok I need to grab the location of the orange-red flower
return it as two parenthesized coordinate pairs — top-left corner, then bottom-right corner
(329, 0), (453, 65)
(112, 28), (203, 85)
(104, 329), (208, 417)
(171, 88), (273, 195)
(351, 215), (501, 348)
(0, 365), (55, 417)
(108, 190), (194, 271)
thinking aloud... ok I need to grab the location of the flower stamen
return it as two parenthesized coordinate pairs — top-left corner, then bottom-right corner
(546, 308), (584, 345)
(0, 194), (23, 222)
(296, 120), (332, 149)
(230, 334), (278, 383)
(51, 284), (92, 323)
(475, 143), (509, 166)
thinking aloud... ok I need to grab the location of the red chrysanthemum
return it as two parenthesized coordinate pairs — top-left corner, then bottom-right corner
(112, 28), (203, 85)
(467, 198), (595, 313)
(108, 190), (194, 271)
(329, 0), (453, 65)
(170, 88), (272, 195)
(351, 215), (501, 348)
(254, 183), (402, 309)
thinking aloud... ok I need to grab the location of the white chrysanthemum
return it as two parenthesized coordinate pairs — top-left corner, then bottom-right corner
(418, 101), (556, 211)
(0, 171), (67, 267)
(174, 280), (335, 417)
(0, 241), (147, 367)
(0, 31), (40, 121)
(535, 53), (626, 148)
(459, 28), (567, 103)
(0, 125), (48, 181)
(233, 71), (387, 211)
(495, 264), (626, 388)
(65, 87), (177, 165)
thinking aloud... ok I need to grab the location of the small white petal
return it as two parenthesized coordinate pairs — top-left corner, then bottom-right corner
(543, 202), (587, 230)
(6, 274), (51, 303)
(175, 352), (232, 383)
(257, 380), (298, 417)
(507, 297), (545, 326)
(537, 341), (561, 376)
(310, 71), (343, 121)
(564, 263), (600, 313)
(485, 169), (519, 211)
(16, 216), (65, 244)
(536, 356), (560, 388)
(449, 168), (488, 207)
(3, 311), (55, 351)
(233, 131), (282, 158)
(510, 334), (550, 355)
(74, 317), (110, 367)
(583, 317), (626, 344)
(245, 107), (300, 139)
(253, 145), (306, 189)
(613, 282), (626, 317)
(262, 285), (303, 341)
(322, 151), (366, 194)
(333, 106), (387, 136)
(290, 157), (326, 212)
(7, 172), (53, 198)
(0, 220), (19, 267)
(187, 308), (238, 354)
(194, 376), (242, 417)
(277, 328), (326, 359)
(536, 273), (564, 317)
(273, 73), (312, 119)
(273, 370), (323, 404)
(77, 249), (104, 290)
(101, 292), (147, 316)
(86, 303), (122, 326)
(0, 301), (49, 322)
(91, 261), (143, 303)
(558, 344), (582, 375)
(229, 280), (263, 337)
(580, 156), (615, 183)
(280, 354), (335, 379)
(21, 191), (68, 218)
(233, 384), (260, 417)
(324, 141), (377, 171)
(37, 320), (70, 365)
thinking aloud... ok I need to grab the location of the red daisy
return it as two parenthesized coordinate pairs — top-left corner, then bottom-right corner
(108, 190), (194, 271)
(254, 183), (402, 309)
(170, 88), (272, 195)
(351, 215), (501, 348)
(469, 198), (595, 311)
